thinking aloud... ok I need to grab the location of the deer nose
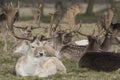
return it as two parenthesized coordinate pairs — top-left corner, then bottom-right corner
(39, 53), (43, 56)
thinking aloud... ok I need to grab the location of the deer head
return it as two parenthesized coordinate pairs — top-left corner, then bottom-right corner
(13, 36), (42, 55)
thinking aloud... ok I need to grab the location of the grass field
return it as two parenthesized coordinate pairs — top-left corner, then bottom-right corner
(0, 4), (120, 79)
(0, 22), (120, 80)
(0, 46), (120, 80)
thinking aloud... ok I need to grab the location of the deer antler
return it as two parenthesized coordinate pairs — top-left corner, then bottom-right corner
(9, 25), (35, 42)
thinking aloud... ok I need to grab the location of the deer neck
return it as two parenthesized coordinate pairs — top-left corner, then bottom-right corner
(101, 36), (111, 51)
(86, 40), (100, 52)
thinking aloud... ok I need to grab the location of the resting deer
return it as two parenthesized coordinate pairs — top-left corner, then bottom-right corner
(61, 28), (104, 61)
(13, 33), (59, 57)
(0, 2), (19, 52)
(79, 51), (120, 71)
(15, 44), (66, 77)
(78, 28), (120, 72)
(97, 9), (120, 52)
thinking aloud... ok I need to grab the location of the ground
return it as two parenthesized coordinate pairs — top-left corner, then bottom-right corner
(0, 50), (120, 80)
(0, 3), (120, 80)
(0, 23), (120, 80)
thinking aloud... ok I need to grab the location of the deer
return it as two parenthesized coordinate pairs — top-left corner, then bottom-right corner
(78, 26), (120, 72)
(12, 29), (60, 57)
(78, 51), (120, 72)
(13, 22), (87, 60)
(100, 32), (120, 52)
(15, 42), (66, 77)
(0, 2), (19, 52)
(13, 35), (59, 57)
(59, 27), (105, 61)
(96, 8), (120, 52)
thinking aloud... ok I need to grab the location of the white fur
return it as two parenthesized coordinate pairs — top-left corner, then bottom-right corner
(13, 41), (30, 55)
(13, 39), (59, 57)
(13, 39), (43, 56)
(15, 47), (66, 77)
(75, 39), (89, 46)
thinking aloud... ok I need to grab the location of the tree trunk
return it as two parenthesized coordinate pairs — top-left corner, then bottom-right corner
(110, 0), (116, 8)
(85, 0), (95, 15)
(0, 0), (5, 6)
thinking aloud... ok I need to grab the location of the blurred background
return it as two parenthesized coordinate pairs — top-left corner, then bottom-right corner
(0, 0), (120, 23)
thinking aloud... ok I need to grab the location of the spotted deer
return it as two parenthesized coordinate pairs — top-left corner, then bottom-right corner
(15, 43), (66, 77)
(0, 2), (19, 52)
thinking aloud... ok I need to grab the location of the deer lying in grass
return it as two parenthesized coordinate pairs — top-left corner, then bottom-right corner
(15, 43), (66, 77)
(13, 32), (60, 57)
(0, 2), (19, 52)
(96, 8), (120, 52)
(59, 29), (103, 61)
(78, 31), (120, 72)
(13, 36), (58, 57)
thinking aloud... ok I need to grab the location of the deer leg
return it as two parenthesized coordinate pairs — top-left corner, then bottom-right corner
(3, 32), (8, 52)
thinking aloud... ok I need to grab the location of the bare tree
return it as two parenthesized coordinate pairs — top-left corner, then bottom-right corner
(85, 0), (95, 15)
(33, 3), (43, 26)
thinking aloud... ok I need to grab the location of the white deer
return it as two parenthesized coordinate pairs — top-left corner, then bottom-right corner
(15, 45), (66, 77)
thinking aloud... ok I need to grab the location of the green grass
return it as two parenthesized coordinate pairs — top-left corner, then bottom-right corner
(20, 15), (51, 23)
(0, 42), (120, 80)
(20, 16), (33, 21)
(0, 8), (120, 79)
